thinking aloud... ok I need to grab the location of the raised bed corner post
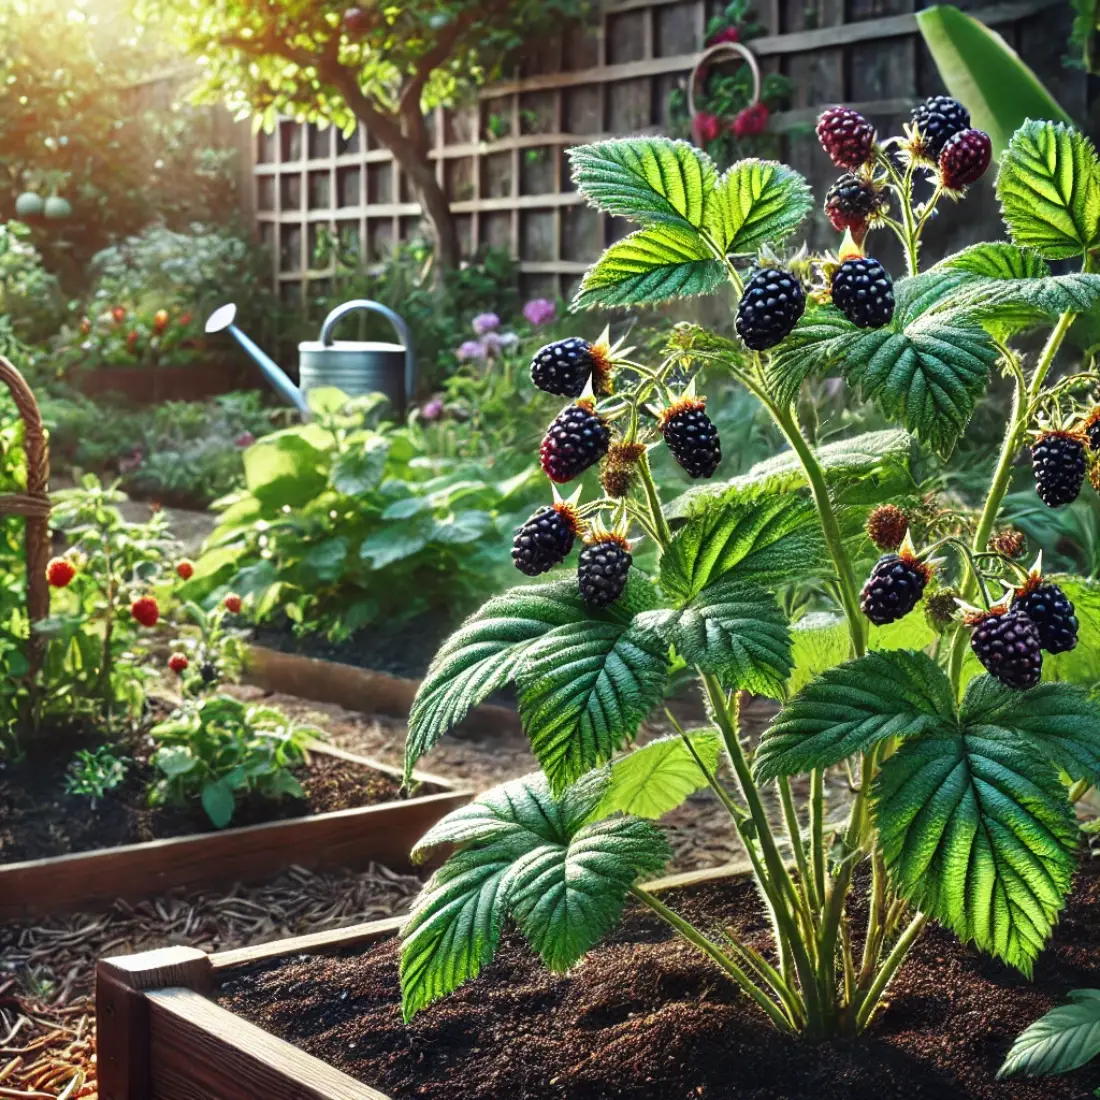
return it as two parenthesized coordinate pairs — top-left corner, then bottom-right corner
(0, 356), (50, 683)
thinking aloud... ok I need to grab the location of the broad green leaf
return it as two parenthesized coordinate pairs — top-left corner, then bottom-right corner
(660, 482), (822, 603)
(572, 225), (725, 310)
(997, 120), (1100, 259)
(874, 727), (1078, 974)
(568, 137), (715, 233)
(516, 621), (671, 794)
(406, 582), (588, 780)
(595, 731), (723, 819)
(754, 650), (954, 780)
(634, 578), (792, 697)
(998, 989), (1100, 1078)
(703, 159), (812, 254)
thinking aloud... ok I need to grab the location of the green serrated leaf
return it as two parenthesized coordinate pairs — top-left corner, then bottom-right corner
(997, 120), (1100, 259)
(998, 989), (1100, 1079)
(572, 225), (725, 311)
(703, 159), (812, 254)
(635, 578), (792, 697)
(874, 727), (1078, 974)
(568, 137), (716, 233)
(516, 621), (671, 795)
(754, 650), (953, 781)
(595, 731), (722, 819)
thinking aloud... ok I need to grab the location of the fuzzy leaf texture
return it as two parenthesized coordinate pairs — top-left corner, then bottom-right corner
(703, 159), (813, 254)
(998, 990), (1100, 1079)
(516, 621), (671, 795)
(753, 650), (954, 780)
(595, 731), (723, 819)
(572, 225), (725, 310)
(996, 120), (1100, 259)
(634, 578), (792, 697)
(405, 581), (588, 780)
(400, 772), (669, 1019)
(568, 137), (715, 233)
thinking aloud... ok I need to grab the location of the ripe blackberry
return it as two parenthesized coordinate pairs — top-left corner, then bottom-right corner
(911, 95), (970, 158)
(659, 398), (721, 479)
(600, 441), (645, 499)
(735, 268), (805, 351)
(511, 503), (579, 577)
(866, 504), (909, 551)
(816, 106), (876, 170)
(939, 129), (992, 192)
(968, 608), (1043, 690)
(831, 256), (895, 329)
(824, 173), (887, 241)
(530, 338), (610, 398)
(860, 550), (930, 625)
(578, 536), (632, 608)
(539, 400), (611, 483)
(1031, 431), (1086, 508)
(1012, 580), (1078, 654)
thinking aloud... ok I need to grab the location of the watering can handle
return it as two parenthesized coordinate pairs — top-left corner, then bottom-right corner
(319, 300), (416, 408)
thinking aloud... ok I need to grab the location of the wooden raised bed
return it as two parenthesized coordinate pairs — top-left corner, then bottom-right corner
(95, 864), (740, 1100)
(0, 742), (469, 920)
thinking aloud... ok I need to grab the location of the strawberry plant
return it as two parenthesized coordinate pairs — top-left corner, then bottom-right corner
(397, 109), (1100, 1040)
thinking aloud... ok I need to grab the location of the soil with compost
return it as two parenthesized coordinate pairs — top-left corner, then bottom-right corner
(0, 718), (417, 864)
(219, 863), (1100, 1100)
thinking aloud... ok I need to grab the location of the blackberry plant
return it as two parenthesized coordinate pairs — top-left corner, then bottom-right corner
(398, 115), (1100, 1053)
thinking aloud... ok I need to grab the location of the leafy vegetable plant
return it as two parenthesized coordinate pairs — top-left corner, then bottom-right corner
(398, 108), (1100, 1038)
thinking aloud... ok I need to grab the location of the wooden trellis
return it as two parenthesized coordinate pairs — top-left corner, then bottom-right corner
(252, 0), (1075, 303)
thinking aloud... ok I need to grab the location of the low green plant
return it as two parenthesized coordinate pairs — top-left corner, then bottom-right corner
(149, 694), (318, 828)
(395, 112), (1100, 1047)
(64, 745), (129, 807)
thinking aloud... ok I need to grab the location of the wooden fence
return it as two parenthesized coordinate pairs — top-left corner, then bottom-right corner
(252, 0), (1077, 303)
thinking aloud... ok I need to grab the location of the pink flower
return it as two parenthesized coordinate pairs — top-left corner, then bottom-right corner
(692, 112), (721, 146)
(471, 312), (500, 336)
(420, 398), (445, 421)
(235, 431), (255, 448)
(708, 25), (740, 45)
(522, 298), (557, 327)
(732, 103), (769, 138)
(457, 339), (487, 361)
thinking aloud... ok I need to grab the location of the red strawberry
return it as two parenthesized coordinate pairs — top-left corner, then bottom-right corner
(46, 557), (75, 588)
(224, 593), (242, 614)
(176, 559), (194, 581)
(168, 653), (189, 674)
(131, 596), (160, 627)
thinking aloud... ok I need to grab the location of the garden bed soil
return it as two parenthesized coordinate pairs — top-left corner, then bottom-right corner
(216, 864), (1100, 1100)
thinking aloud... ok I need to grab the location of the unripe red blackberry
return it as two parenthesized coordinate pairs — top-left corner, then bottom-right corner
(1031, 431), (1086, 508)
(1012, 578), (1079, 654)
(824, 173), (887, 241)
(539, 400), (611, 484)
(168, 652), (189, 674)
(866, 504), (909, 551)
(46, 557), (76, 588)
(910, 95), (970, 158)
(578, 535), (632, 608)
(530, 337), (611, 398)
(816, 106), (876, 170)
(735, 267), (805, 351)
(131, 595), (160, 628)
(511, 503), (580, 577)
(599, 441), (645, 499)
(831, 256), (895, 329)
(860, 548), (930, 625)
(939, 129), (992, 193)
(658, 397), (721, 479)
(967, 607), (1043, 690)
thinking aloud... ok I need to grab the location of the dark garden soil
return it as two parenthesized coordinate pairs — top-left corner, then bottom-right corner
(219, 864), (1100, 1100)
(0, 719), (416, 865)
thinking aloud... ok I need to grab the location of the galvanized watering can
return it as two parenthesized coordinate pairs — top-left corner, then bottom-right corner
(205, 300), (416, 418)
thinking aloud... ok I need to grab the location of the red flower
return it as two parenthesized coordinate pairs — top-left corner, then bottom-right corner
(168, 653), (189, 674)
(46, 557), (75, 588)
(732, 103), (770, 138)
(154, 309), (170, 333)
(223, 593), (242, 614)
(708, 25), (740, 45)
(692, 112), (722, 146)
(112, 306), (126, 324)
(176, 559), (194, 581)
(131, 596), (160, 627)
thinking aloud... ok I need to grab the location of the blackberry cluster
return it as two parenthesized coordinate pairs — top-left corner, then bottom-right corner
(530, 338), (604, 398)
(910, 95), (970, 157)
(1012, 581), (1079, 654)
(539, 401), (610, 483)
(660, 399), (721, 479)
(512, 504), (578, 577)
(816, 106), (876, 170)
(969, 609), (1043, 690)
(939, 130), (992, 192)
(824, 174), (886, 240)
(578, 538), (632, 608)
(831, 257), (895, 329)
(1031, 431), (1086, 508)
(735, 268), (805, 351)
(860, 552), (930, 625)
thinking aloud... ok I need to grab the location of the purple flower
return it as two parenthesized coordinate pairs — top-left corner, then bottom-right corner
(471, 312), (500, 336)
(235, 431), (255, 448)
(523, 298), (557, 327)
(420, 398), (445, 421)
(457, 339), (487, 361)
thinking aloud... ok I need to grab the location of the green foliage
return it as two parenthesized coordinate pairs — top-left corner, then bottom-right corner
(999, 990), (1100, 1079)
(150, 694), (317, 828)
(64, 745), (129, 806)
